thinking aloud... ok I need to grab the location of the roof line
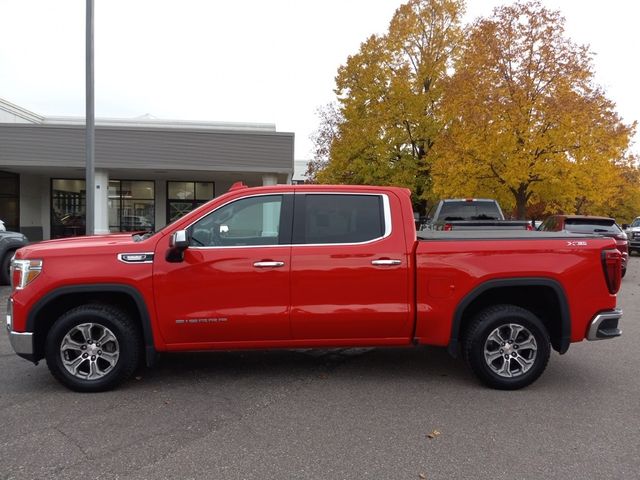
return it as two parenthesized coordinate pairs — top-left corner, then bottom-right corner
(0, 97), (44, 123)
(0, 98), (277, 132)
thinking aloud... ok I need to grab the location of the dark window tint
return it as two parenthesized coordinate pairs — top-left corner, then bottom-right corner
(300, 194), (384, 244)
(438, 201), (501, 221)
(564, 218), (620, 234)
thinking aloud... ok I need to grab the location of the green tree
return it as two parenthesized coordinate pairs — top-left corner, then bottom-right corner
(432, 1), (637, 218)
(311, 0), (465, 211)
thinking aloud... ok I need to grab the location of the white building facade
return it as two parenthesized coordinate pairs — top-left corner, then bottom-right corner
(0, 98), (294, 240)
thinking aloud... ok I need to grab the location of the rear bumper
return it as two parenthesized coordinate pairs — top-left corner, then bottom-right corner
(587, 310), (622, 340)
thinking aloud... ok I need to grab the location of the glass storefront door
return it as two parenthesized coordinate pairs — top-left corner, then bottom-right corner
(166, 181), (214, 224)
(0, 171), (19, 232)
(108, 180), (155, 232)
(51, 179), (86, 238)
(52, 178), (156, 237)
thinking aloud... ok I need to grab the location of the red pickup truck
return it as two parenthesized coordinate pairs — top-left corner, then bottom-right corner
(7, 184), (623, 392)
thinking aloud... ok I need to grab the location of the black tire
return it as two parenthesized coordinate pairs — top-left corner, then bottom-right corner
(463, 304), (551, 390)
(622, 267), (627, 278)
(45, 304), (141, 392)
(0, 251), (13, 285)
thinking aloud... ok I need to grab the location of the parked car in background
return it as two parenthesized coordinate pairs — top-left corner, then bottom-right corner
(539, 215), (629, 276)
(421, 199), (531, 231)
(623, 217), (640, 255)
(1, 229), (28, 285)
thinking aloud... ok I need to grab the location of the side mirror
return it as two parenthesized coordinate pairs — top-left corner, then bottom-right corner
(170, 230), (189, 248)
(167, 230), (189, 262)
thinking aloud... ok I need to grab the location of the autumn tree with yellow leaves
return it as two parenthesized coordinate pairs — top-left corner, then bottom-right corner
(433, 1), (637, 218)
(312, 0), (639, 220)
(310, 0), (465, 210)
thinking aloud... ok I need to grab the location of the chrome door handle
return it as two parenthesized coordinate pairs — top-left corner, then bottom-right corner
(371, 259), (401, 266)
(253, 261), (285, 268)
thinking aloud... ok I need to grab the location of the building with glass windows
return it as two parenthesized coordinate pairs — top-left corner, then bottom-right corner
(0, 98), (294, 240)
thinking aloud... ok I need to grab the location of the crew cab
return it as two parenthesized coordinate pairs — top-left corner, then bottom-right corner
(6, 184), (624, 392)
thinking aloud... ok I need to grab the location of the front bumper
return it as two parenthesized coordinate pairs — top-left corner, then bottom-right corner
(8, 330), (34, 356)
(6, 297), (35, 361)
(587, 310), (622, 340)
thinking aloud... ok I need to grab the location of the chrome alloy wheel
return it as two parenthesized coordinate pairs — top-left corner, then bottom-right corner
(60, 323), (120, 380)
(483, 323), (537, 378)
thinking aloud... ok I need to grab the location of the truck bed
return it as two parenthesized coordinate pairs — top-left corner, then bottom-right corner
(417, 230), (594, 240)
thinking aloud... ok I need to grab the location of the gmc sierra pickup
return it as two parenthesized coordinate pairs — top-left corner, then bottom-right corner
(6, 184), (623, 392)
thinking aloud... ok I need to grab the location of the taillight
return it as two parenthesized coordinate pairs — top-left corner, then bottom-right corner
(526, 224), (533, 231)
(443, 223), (453, 231)
(601, 249), (621, 294)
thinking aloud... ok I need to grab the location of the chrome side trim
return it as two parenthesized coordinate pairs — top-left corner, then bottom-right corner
(188, 192), (393, 250)
(587, 309), (623, 341)
(6, 297), (13, 331)
(9, 331), (34, 355)
(117, 252), (155, 264)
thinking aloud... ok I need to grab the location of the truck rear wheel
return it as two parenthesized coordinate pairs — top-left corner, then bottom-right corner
(463, 304), (550, 390)
(45, 304), (141, 392)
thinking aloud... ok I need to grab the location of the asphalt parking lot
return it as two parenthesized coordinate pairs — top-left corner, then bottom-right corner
(1, 258), (639, 480)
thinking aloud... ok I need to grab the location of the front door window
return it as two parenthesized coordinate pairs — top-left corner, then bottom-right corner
(189, 195), (283, 247)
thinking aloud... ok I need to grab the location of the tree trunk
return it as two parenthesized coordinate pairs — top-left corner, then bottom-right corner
(514, 184), (529, 220)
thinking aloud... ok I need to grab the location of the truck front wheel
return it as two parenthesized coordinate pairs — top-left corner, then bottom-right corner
(463, 305), (550, 390)
(45, 305), (141, 392)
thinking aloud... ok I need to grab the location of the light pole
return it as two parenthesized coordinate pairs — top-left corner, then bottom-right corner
(85, 0), (95, 235)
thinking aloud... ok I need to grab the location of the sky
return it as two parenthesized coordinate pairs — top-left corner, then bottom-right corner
(0, 0), (638, 161)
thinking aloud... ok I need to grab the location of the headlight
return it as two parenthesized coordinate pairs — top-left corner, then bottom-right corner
(11, 259), (43, 290)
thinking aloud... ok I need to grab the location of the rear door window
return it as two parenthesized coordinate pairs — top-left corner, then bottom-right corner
(294, 194), (386, 244)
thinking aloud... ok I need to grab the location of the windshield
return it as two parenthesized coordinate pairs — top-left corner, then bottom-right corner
(631, 218), (640, 228)
(131, 194), (231, 242)
(438, 201), (501, 221)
